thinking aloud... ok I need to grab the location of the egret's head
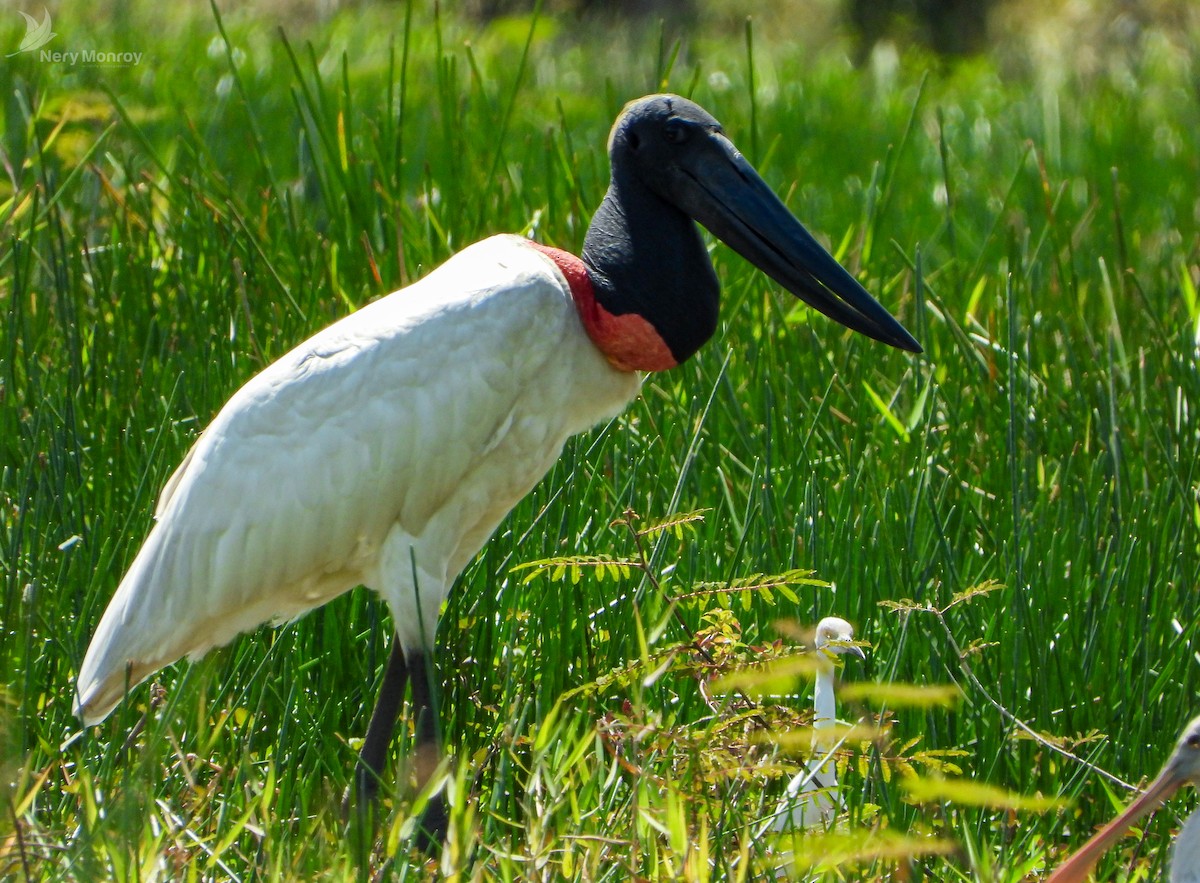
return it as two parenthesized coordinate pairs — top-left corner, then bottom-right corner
(1167, 715), (1200, 786)
(814, 616), (866, 660)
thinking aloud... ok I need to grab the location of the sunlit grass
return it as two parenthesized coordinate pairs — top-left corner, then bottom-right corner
(2, 1), (1200, 879)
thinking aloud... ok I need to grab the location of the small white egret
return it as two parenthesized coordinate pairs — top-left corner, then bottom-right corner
(765, 616), (866, 832)
(1047, 714), (1200, 883)
(74, 95), (919, 846)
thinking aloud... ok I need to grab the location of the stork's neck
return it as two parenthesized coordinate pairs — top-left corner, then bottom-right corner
(579, 172), (720, 371)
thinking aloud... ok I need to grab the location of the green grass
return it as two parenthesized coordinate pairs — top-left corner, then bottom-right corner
(3, 1), (1200, 879)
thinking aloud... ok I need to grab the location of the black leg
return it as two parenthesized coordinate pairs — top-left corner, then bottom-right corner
(406, 649), (449, 852)
(346, 639), (409, 811)
(343, 640), (448, 852)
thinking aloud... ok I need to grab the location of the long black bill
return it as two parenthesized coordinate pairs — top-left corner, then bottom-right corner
(673, 131), (922, 353)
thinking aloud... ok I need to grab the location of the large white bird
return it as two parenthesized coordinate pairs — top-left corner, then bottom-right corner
(765, 616), (866, 833)
(1047, 714), (1200, 883)
(74, 94), (920, 844)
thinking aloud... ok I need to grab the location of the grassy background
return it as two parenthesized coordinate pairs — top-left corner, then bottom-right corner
(2, 0), (1199, 878)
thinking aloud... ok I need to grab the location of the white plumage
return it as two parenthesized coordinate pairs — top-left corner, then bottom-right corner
(1176, 810), (1200, 883)
(75, 235), (639, 723)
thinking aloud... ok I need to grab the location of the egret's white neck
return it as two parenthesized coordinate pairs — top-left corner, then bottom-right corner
(813, 658), (837, 730)
(1173, 806), (1200, 883)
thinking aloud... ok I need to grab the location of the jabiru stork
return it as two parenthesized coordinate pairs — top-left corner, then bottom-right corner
(765, 616), (865, 833)
(1047, 715), (1200, 882)
(74, 94), (920, 845)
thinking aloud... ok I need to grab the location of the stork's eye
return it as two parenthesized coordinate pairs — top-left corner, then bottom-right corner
(1187, 734), (1200, 749)
(627, 131), (642, 151)
(664, 119), (688, 144)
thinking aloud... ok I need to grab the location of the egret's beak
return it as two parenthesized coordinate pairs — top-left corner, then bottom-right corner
(1045, 762), (1183, 882)
(1047, 714), (1200, 883)
(669, 130), (922, 353)
(848, 644), (867, 661)
(1046, 763), (1195, 878)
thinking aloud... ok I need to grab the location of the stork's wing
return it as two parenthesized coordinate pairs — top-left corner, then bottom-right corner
(75, 235), (629, 724)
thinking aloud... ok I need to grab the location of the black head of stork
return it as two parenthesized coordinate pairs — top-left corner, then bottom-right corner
(581, 94), (921, 369)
